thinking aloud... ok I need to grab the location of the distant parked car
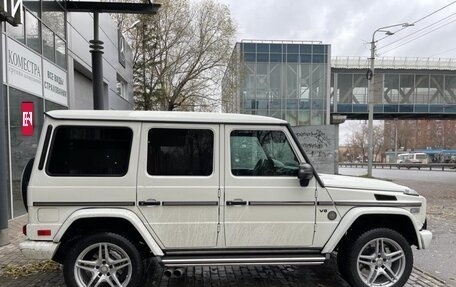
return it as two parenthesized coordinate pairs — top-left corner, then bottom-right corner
(450, 156), (456, 169)
(397, 153), (428, 169)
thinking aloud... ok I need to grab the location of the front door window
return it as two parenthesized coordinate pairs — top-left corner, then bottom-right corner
(230, 130), (299, 176)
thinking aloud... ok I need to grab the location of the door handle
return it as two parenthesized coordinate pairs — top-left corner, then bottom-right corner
(138, 199), (161, 206)
(226, 199), (247, 206)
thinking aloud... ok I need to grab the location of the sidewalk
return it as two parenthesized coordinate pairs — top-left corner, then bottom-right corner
(0, 215), (451, 287)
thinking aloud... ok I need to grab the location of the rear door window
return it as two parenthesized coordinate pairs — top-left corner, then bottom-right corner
(147, 128), (214, 176)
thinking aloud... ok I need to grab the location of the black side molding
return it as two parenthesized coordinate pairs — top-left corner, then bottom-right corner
(139, 200), (161, 206)
(226, 200), (247, 206)
(162, 201), (218, 206)
(33, 201), (136, 207)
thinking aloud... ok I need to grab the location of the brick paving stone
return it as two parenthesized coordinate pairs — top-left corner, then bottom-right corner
(0, 216), (452, 287)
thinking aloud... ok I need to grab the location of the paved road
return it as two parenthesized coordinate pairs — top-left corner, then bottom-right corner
(339, 167), (456, 286)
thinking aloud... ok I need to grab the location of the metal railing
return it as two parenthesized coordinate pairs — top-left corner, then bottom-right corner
(339, 162), (456, 171)
(332, 56), (456, 70)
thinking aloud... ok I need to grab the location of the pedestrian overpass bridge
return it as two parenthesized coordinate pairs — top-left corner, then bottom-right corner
(331, 56), (456, 119)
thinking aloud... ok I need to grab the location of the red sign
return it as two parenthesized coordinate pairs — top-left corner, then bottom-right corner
(21, 102), (34, 136)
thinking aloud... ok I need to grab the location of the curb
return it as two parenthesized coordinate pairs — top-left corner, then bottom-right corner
(414, 266), (451, 285)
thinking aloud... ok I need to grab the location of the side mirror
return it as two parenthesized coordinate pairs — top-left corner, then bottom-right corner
(298, 163), (314, 187)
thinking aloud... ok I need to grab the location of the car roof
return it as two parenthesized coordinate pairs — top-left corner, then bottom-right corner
(45, 110), (288, 125)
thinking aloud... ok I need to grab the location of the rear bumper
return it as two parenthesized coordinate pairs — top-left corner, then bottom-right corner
(419, 230), (432, 249)
(19, 240), (59, 260)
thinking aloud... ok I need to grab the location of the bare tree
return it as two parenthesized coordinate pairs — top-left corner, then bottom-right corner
(116, 0), (236, 111)
(345, 122), (386, 162)
(345, 122), (367, 162)
(383, 119), (456, 151)
(221, 48), (242, 113)
(372, 125), (386, 162)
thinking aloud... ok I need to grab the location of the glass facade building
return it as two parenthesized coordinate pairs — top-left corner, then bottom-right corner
(331, 57), (456, 118)
(1, 1), (134, 219)
(222, 41), (331, 126)
(333, 72), (456, 116)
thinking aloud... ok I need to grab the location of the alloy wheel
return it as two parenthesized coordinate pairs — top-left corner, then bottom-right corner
(356, 237), (406, 287)
(74, 242), (132, 287)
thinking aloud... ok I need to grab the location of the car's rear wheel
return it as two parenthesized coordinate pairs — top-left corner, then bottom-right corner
(63, 232), (144, 287)
(339, 228), (413, 287)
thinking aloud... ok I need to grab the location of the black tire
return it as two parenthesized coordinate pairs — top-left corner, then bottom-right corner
(21, 158), (34, 212)
(338, 228), (413, 287)
(63, 232), (144, 287)
(337, 244), (349, 280)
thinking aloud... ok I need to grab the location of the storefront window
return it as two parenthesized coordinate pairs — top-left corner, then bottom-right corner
(42, 24), (55, 62)
(55, 36), (66, 69)
(9, 2), (66, 69)
(42, 1), (65, 38)
(6, 21), (25, 44)
(8, 88), (44, 218)
(26, 11), (41, 54)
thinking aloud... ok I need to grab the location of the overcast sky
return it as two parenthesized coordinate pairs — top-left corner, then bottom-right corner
(219, 0), (456, 58)
(218, 0), (456, 144)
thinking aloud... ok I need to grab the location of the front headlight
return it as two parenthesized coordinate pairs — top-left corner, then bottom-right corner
(404, 188), (419, 196)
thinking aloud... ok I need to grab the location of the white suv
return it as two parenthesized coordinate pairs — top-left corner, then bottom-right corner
(20, 110), (432, 287)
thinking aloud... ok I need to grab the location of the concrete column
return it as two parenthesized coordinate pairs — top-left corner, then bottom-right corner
(0, 33), (10, 246)
(334, 124), (339, 175)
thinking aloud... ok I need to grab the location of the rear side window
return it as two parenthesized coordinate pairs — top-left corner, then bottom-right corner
(47, 126), (133, 176)
(147, 128), (213, 176)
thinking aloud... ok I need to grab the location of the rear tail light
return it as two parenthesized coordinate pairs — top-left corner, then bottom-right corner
(22, 225), (27, 236)
(37, 229), (51, 236)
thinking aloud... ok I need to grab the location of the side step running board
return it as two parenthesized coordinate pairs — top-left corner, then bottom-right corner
(161, 254), (327, 267)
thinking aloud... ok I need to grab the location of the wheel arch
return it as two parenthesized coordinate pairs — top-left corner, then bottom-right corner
(52, 208), (163, 263)
(322, 207), (421, 253)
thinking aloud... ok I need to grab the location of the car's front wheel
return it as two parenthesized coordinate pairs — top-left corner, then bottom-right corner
(63, 232), (144, 287)
(340, 228), (413, 287)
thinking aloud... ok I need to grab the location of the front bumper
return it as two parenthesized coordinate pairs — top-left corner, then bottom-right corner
(419, 230), (433, 249)
(19, 240), (59, 260)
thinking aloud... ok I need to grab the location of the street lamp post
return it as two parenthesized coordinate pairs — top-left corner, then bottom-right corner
(367, 22), (413, 177)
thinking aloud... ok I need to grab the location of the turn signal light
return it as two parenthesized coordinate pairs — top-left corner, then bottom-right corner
(37, 229), (51, 236)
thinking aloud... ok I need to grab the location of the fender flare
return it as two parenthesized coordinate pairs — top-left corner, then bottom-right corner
(53, 208), (164, 256)
(321, 207), (421, 253)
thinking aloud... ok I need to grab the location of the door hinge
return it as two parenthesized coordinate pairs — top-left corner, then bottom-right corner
(218, 188), (221, 198)
(217, 223), (221, 233)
